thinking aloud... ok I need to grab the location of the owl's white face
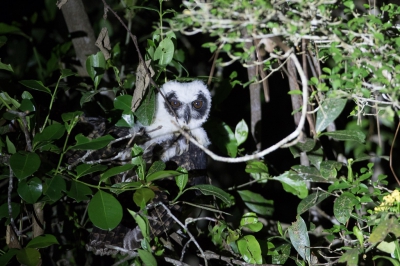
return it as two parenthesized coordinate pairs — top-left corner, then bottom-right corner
(161, 80), (211, 129)
(134, 80), (211, 161)
(148, 80), (211, 138)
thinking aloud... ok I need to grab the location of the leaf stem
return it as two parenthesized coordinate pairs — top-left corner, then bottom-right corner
(41, 75), (62, 132)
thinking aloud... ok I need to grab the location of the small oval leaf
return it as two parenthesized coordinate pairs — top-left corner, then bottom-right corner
(17, 177), (42, 204)
(88, 190), (123, 230)
(26, 234), (59, 248)
(10, 152), (41, 180)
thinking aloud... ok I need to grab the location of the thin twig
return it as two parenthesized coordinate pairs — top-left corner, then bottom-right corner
(8, 167), (21, 236)
(7, 110), (32, 151)
(199, 250), (280, 266)
(390, 121), (400, 185)
(165, 257), (191, 266)
(156, 202), (208, 266)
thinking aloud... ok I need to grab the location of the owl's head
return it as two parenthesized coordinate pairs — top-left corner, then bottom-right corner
(158, 80), (211, 130)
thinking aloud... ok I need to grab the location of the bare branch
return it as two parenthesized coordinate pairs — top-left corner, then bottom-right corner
(7, 110), (32, 152)
(8, 167), (21, 237)
(156, 202), (208, 266)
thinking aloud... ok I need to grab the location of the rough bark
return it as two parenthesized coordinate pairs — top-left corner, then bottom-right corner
(61, 0), (98, 76)
(242, 31), (262, 151)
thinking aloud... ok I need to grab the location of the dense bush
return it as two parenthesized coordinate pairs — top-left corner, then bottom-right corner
(0, 0), (400, 265)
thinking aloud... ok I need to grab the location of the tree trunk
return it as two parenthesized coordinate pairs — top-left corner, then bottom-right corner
(61, 0), (98, 76)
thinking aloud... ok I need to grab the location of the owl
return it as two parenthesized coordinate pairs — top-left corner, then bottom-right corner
(132, 80), (211, 162)
(86, 80), (211, 255)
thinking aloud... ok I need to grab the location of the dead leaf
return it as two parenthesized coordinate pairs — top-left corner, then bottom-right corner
(95, 27), (112, 60)
(132, 60), (155, 112)
(57, 0), (68, 9)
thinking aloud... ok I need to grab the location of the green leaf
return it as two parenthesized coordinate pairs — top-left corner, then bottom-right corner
(237, 235), (262, 264)
(0, 59), (13, 72)
(207, 119), (238, 157)
(0, 202), (20, 225)
(70, 134), (114, 150)
(289, 138), (316, 158)
(333, 192), (358, 224)
(320, 129), (365, 142)
(237, 190), (274, 216)
(17, 177), (42, 204)
(116, 113), (135, 127)
(128, 209), (150, 240)
(245, 160), (268, 174)
(146, 170), (182, 182)
(297, 192), (330, 215)
(100, 164), (135, 182)
(79, 91), (98, 107)
(154, 38), (174, 65)
(16, 248), (41, 266)
(240, 212), (263, 232)
(274, 171), (308, 199)
(88, 190), (123, 230)
(10, 152), (41, 180)
(76, 164), (108, 179)
(26, 234), (59, 248)
(19, 99), (35, 112)
(86, 51), (106, 90)
(175, 167), (188, 191)
(288, 216), (311, 264)
(353, 226), (364, 247)
(60, 68), (76, 79)
(33, 123), (65, 146)
(133, 188), (155, 207)
(235, 119), (248, 146)
(315, 98), (347, 133)
(138, 249), (157, 266)
(114, 95), (133, 113)
(0, 22), (22, 34)
(0, 249), (18, 265)
(188, 184), (233, 207)
(61, 110), (83, 123)
(320, 160), (342, 179)
(43, 175), (66, 202)
(338, 248), (358, 266)
(370, 217), (400, 244)
(210, 222), (227, 247)
(6, 136), (16, 154)
(19, 80), (51, 94)
(135, 89), (156, 126)
(290, 165), (334, 182)
(147, 161), (166, 177)
(1, 91), (20, 109)
(67, 182), (92, 202)
(373, 255), (400, 266)
(271, 243), (290, 264)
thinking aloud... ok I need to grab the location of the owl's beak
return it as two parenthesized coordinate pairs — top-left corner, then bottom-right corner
(183, 105), (191, 124)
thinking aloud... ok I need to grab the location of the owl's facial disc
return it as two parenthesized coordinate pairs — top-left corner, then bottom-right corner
(164, 89), (209, 128)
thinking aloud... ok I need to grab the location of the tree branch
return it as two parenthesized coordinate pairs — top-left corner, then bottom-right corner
(172, 46), (308, 163)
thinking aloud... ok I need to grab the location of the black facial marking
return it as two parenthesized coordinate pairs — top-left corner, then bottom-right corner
(192, 92), (208, 119)
(164, 92), (182, 117)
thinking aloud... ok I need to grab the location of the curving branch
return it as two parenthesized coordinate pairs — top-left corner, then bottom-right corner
(173, 48), (308, 163)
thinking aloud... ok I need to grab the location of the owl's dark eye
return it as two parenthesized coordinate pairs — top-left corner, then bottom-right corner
(170, 99), (181, 108)
(192, 100), (203, 109)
